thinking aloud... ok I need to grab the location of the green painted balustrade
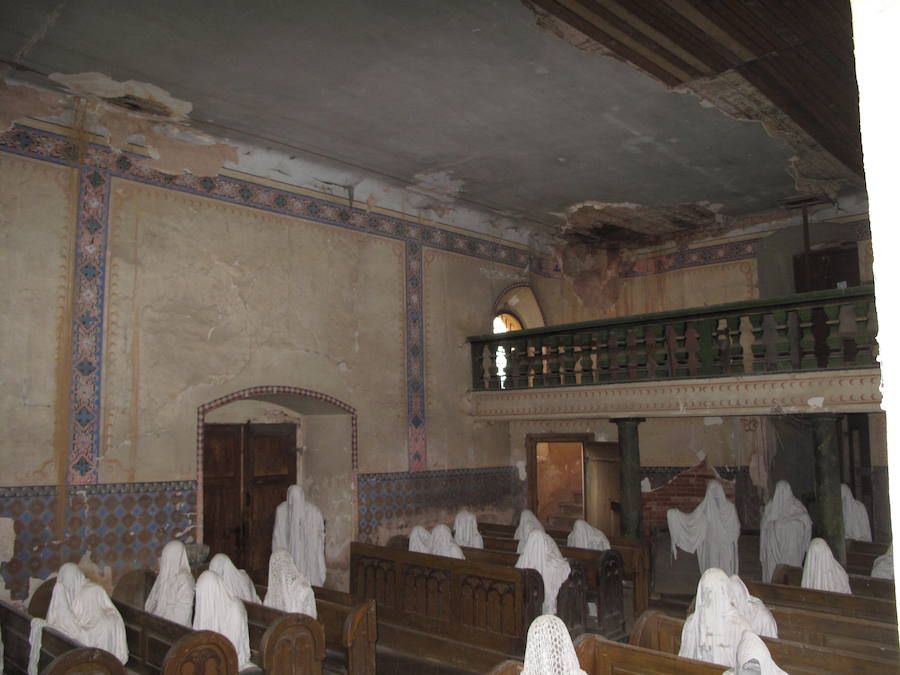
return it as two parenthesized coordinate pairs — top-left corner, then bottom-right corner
(469, 285), (878, 391)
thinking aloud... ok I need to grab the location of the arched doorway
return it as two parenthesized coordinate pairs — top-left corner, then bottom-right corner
(197, 386), (358, 586)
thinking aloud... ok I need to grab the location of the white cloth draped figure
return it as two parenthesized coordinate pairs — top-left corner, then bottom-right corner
(453, 510), (484, 549)
(801, 538), (851, 593)
(759, 480), (812, 582)
(516, 530), (571, 615)
(521, 614), (586, 675)
(145, 540), (195, 626)
(272, 485), (327, 587)
(723, 630), (788, 675)
(209, 553), (261, 604)
(430, 524), (465, 559)
(679, 568), (752, 668)
(841, 483), (872, 542)
(515, 510), (545, 554)
(567, 519), (610, 551)
(264, 548), (317, 618)
(46, 563), (86, 640)
(668, 481), (741, 575)
(72, 582), (129, 664)
(409, 526), (433, 554)
(727, 575), (778, 638)
(194, 570), (254, 670)
(872, 543), (893, 579)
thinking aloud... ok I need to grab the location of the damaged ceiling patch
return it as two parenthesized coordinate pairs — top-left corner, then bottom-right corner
(410, 169), (465, 202)
(49, 71), (192, 120)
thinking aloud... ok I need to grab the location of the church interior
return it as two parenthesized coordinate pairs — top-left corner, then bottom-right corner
(0, 0), (897, 673)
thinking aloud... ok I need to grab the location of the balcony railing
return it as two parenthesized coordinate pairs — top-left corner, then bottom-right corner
(469, 286), (878, 392)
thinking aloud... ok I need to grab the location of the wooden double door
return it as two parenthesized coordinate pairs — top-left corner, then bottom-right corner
(203, 423), (297, 582)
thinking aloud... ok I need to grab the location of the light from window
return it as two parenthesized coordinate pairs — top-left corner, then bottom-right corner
(492, 313), (522, 388)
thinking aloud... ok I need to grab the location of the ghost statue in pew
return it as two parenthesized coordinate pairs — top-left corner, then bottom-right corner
(667, 480), (741, 575)
(759, 480), (812, 583)
(272, 484), (327, 587)
(145, 539), (195, 626)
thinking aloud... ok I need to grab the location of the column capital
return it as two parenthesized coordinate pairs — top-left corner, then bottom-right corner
(611, 417), (646, 426)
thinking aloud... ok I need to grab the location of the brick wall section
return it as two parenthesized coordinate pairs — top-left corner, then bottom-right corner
(641, 460), (735, 536)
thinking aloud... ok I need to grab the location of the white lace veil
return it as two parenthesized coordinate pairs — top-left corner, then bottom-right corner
(801, 538), (851, 593)
(72, 582), (129, 664)
(145, 540), (195, 626)
(193, 570), (254, 670)
(209, 553), (261, 604)
(264, 548), (317, 618)
(521, 614), (586, 675)
(453, 510), (484, 549)
(409, 526), (433, 554)
(679, 568), (751, 668)
(515, 510), (545, 553)
(516, 530), (571, 615)
(726, 575), (778, 638)
(566, 520), (610, 551)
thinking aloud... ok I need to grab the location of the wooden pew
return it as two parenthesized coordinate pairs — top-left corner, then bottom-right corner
(385, 535), (602, 639)
(477, 521), (650, 616)
(771, 562), (896, 599)
(1, 598), (126, 675)
(29, 576), (240, 675)
(630, 609), (899, 674)
(742, 577), (897, 624)
(487, 632), (727, 674)
(845, 540), (890, 576)
(350, 541), (544, 673)
(111, 569), (326, 674)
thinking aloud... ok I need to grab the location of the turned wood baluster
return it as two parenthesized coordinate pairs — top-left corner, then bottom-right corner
(530, 338), (545, 388)
(481, 344), (498, 390)
(820, 303), (841, 367)
(596, 329), (610, 381)
(695, 317), (716, 376)
(837, 303), (858, 366)
(685, 322), (700, 376)
(513, 337), (530, 389)
(760, 313), (779, 371)
(796, 307), (818, 370)
(665, 323), (678, 377)
(645, 324), (663, 379)
(560, 334), (576, 385)
(787, 310), (801, 370)
(771, 309), (792, 371)
(851, 299), (876, 365)
(546, 335), (561, 385)
(608, 328), (622, 380)
(726, 315), (743, 373)
(626, 327), (639, 380)
(748, 312), (766, 372)
(579, 332), (595, 385)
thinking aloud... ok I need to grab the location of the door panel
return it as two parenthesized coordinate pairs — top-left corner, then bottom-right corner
(584, 442), (621, 536)
(203, 424), (244, 563)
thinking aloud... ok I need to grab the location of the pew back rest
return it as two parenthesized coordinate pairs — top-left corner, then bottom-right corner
(243, 600), (325, 674)
(766, 603), (899, 659)
(771, 563), (896, 598)
(630, 609), (899, 674)
(350, 541), (543, 655)
(161, 630), (238, 675)
(743, 577), (898, 624)
(847, 540), (890, 576)
(575, 633), (724, 674)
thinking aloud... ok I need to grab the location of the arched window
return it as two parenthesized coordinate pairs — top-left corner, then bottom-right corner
(492, 312), (523, 388)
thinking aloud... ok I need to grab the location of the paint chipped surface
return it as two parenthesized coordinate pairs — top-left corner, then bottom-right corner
(807, 396), (825, 408)
(49, 72), (192, 120)
(0, 80), (67, 133)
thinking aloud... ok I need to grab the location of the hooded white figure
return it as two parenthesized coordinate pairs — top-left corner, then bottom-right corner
(453, 510), (484, 549)
(264, 548), (317, 618)
(145, 540), (195, 626)
(72, 582), (129, 665)
(759, 480), (812, 583)
(679, 568), (752, 668)
(516, 530), (571, 615)
(841, 483), (872, 542)
(668, 481), (741, 575)
(209, 553), (261, 604)
(801, 538), (851, 594)
(515, 510), (545, 554)
(521, 614), (586, 675)
(872, 543), (893, 580)
(727, 575), (778, 638)
(409, 526), (433, 554)
(567, 519), (610, 551)
(272, 485), (327, 587)
(430, 524), (465, 559)
(722, 630), (788, 675)
(194, 570), (254, 670)
(46, 563), (87, 640)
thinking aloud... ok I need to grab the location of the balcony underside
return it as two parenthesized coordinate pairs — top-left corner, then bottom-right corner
(469, 368), (882, 420)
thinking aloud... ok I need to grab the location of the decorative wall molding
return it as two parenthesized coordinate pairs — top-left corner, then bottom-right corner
(470, 369), (882, 419)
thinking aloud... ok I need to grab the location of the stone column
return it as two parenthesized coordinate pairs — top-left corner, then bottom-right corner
(812, 414), (846, 564)
(613, 417), (645, 539)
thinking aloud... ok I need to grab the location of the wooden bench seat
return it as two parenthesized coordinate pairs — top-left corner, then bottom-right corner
(350, 541), (544, 673)
(478, 522), (650, 616)
(631, 609), (899, 674)
(847, 540), (890, 576)
(742, 577), (897, 624)
(771, 562), (896, 599)
(1, 598), (127, 675)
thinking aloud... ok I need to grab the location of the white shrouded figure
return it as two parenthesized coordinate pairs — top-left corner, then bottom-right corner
(667, 480), (741, 575)
(872, 543), (893, 579)
(679, 568), (752, 668)
(145, 540), (195, 626)
(72, 582), (128, 664)
(264, 548), (317, 618)
(453, 510), (484, 549)
(194, 570), (254, 670)
(515, 510), (545, 553)
(841, 483), (872, 542)
(801, 538), (851, 594)
(726, 575), (777, 638)
(516, 530), (571, 615)
(567, 519), (610, 551)
(521, 614), (586, 675)
(209, 553), (260, 604)
(723, 630), (788, 675)
(759, 480), (812, 583)
(46, 563), (87, 640)
(272, 485), (327, 587)
(430, 524), (465, 559)
(408, 526), (433, 554)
